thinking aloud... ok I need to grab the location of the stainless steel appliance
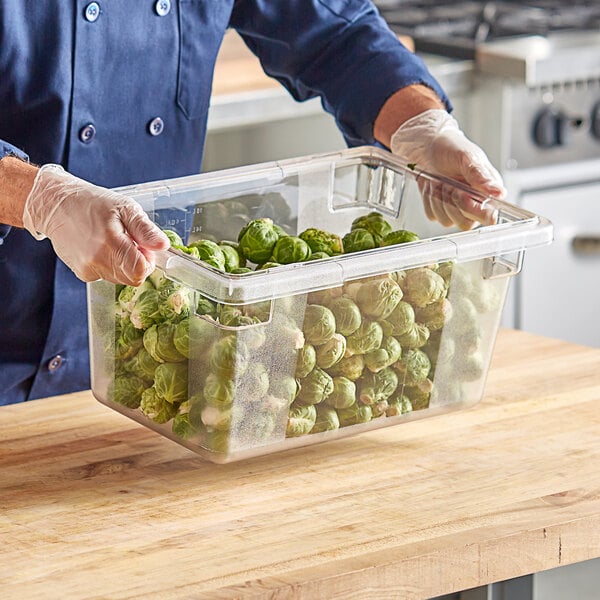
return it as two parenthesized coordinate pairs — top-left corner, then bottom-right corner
(374, 1), (600, 350)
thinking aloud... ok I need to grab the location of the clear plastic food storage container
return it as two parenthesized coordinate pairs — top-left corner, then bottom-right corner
(88, 146), (552, 463)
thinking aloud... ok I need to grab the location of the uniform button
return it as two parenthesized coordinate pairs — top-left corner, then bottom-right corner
(84, 2), (101, 22)
(79, 123), (96, 144)
(48, 355), (64, 372)
(154, 0), (171, 16)
(148, 117), (164, 136)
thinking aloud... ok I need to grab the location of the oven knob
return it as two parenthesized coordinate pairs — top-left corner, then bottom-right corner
(591, 101), (600, 140)
(533, 107), (570, 148)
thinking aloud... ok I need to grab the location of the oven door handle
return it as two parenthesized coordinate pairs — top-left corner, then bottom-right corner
(572, 235), (600, 255)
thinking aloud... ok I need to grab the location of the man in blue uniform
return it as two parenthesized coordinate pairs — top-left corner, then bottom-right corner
(0, 1), (505, 405)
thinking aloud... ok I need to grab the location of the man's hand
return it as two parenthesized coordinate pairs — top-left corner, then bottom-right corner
(23, 164), (169, 285)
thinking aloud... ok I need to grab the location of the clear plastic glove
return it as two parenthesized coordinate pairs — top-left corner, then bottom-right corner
(390, 109), (507, 230)
(23, 164), (169, 285)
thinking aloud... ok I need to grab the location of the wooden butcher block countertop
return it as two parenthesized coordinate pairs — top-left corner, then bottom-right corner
(2, 329), (600, 600)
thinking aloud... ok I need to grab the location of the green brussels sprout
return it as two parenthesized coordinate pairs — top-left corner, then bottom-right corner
(364, 335), (402, 373)
(162, 229), (184, 248)
(178, 245), (201, 260)
(229, 267), (253, 274)
(218, 241), (246, 271)
(337, 403), (372, 427)
(209, 334), (249, 378)
(397, 322), (430, 349)
(394, 348), (431, 386)
(272, 223), (289, 238)
(370, 400), (389, 418)
(118, 280), (154, 314)
(217, 304), (244, 326)
(157, 280), (192, 323)
(436, 261), (455, 290)
(196, 297), (218, 318)
(269, 375), (300, 406)
(286, 403), (317, 437)
(203, 372), (235, 406)
(355, 277), (403, 319)
(327, 354), (365, 381)
(115, 317), (144, 360)
(306, 287), (343, 306)
(271, 235), (311, 264)
(342, 228), (376, 253)
(295, 367), (334, 406)
(325, 376), (356, 409)
(173, 315), (217, 359)
(200, 404), (232, 432)
(237, 217), (280, 264)
(188, 239), (226, 270)
(112, 374), (147, 409)
(328, 296), (362, 336)
(273, 314), (305, 350)
(227, 316), (267, 350)
(383, 301), (415, 337)
(242, 300), (272, 323)
(311, 404), (340, 433)
(153, 362), (189, 404)
(130, 288), (161, 330)
(124, 347), (161, 382)
(386, 394), (413, 417)
(453, 326), (482, 356)
(449, 296), (478, 327)
(140, 387), (179, 424)
(172, 401), (196, 439)
(414, 298), (453, 331)
(357, 367), (399, 405)
(299, 228), (344, 255)
(239, 363), (270, 399)
(401, 267), (446, 308)
(346, 319), (383, 355)
(202, 428), (231, 453)
(380, 229), (420, 247)
(403, 384), (431, 411)
(296, 343), (317, 378)
(302, 304), (336, 346)
(315, 333), (346, 369)
(306, 251), (330, 261)
(351, 212), (392, 245)
(143, 322), (187, 363)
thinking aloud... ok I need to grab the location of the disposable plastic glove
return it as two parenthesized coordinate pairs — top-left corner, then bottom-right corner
(390, 109), (507, 230)
(23, 164), (170, 285)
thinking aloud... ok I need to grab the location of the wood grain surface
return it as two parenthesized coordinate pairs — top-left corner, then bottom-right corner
(1, 329), (600, 600)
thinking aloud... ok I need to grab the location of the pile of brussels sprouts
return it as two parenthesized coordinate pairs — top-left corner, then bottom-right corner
(109, 210), (499, 454)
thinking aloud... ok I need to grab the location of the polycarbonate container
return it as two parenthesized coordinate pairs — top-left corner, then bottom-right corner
(88, 146), (552, 463)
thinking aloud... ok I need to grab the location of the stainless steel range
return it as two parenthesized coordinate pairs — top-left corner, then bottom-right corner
(375, 1), (600, 349)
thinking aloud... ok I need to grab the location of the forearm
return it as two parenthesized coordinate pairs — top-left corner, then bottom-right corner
(0, 155), (38, 228)
(373, 84), (446, 149)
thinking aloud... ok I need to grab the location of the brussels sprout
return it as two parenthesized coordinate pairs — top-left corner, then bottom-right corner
(115, 317), (144, 360)
(268, 375), (299, 406)
(154, 362), (189, 404)
(351, 212), (392, 245)
(188, 239), (226, 270)
(200, 404), (232, 432)
(299, 228), (344, 255)
(364, 335), (402, 373)
(295, 343), (317, 378)
(256, 261), (283, 270)
(118, 280), (154, 314)
(449, 296), (478, 326)
(380, 229), (420, 247)
(381, 301), (415, 337)
(371, 400), (389, 418)
(337, 403), (372, 427)
(140, 387), (179, 424)
(242, 362), (270, 398)
(271, 236), (311, 264)
(397, 322), (430, 349)
(342, 228), (376, 253)
(203, 372), (235, 406)
(315, 333), (346, 369)
(130, 288), (161, 330)
(401, 267), (446, 308)
(219, 241), (246, 271)
(470, 279), (503, 313)
(306, 251), (330, 261)
(415, 298), (452, 331)
(217, 304), (244, 326)
(273, 314), (305, 350)
(327, 354), (365, 381)
(163, 229), (184, 248)
(328, 296), (362, 336)
(243, 300), (272, 323)
(286, 403), (317, 437)
(143, 322), (187, 363)
(302, 304), (336, 346)
(453, 326), (482, 356)
(436, 261), (455, 290)
(454, 351), (485, 382)
(386, 394), (413, 417)
(403, 384), (431, 411)
(157, 280), (192, 323)
(423, 331), (455, 372)
(196, 297), (218, 318)
(227, 317), (267, 350)
(172, 401), (196, 439)
(311, 405), (340, 433)
(112, 374), (147, 409)
(124, 347), (161, 382)
(355, 277), (403, 320)
(306, 287), (343, 306)
(346, 319), (383, 356)
(295, 367), (334, 406)
(173, 316), (217, 359)
(394, 348), (431, 386)
(273, 223), (289, 238)
(209, 334), (249, 378)
(237, 218), (280, 264)
(325, 376), (356, 409)
(229, 267), (253, 274)
(357, 367), (398, 405)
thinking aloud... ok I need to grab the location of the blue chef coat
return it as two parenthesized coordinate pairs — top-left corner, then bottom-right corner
(0, 0), (449, 405)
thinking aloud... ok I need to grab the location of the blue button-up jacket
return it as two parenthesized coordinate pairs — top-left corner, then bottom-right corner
(0, 0), (449, 405)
